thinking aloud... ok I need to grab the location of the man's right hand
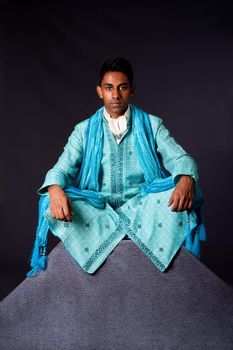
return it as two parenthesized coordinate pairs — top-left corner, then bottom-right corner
(48, 185), (73, 222)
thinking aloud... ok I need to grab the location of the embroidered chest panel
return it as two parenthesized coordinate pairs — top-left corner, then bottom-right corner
(99, 119), (145, 209)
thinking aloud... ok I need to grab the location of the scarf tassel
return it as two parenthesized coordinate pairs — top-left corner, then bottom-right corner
(26, 196), (50, 277)
(185, 210), (207, 259)
(185, 223), (200, 259)
(26, 240), (48, 277)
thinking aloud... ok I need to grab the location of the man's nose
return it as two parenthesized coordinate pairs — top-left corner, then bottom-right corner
(112, 88), (120, 99)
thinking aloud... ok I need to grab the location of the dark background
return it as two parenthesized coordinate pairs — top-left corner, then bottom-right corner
(1, 1), (233, 301)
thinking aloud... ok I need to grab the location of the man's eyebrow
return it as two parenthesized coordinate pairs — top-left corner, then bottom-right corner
(102, 82), (129, 87)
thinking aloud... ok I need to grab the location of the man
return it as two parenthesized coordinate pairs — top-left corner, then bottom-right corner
(47, 59), (195, 222)
(27, 57), (204, 276)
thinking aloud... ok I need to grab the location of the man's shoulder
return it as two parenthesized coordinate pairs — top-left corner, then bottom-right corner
(65, 117), (91, 146)
(148, 113), (163, 123)
(72, 107), (102, 133)
(135, 105), (164, 128)
(73, 117), (90, 132)
(147, 112), (164, 131)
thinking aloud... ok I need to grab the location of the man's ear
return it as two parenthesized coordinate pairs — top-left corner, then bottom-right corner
(96, 85), (103, 99)
(130, 85), (135, 96)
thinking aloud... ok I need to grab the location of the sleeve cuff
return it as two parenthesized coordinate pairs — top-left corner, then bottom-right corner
(37, 171), (68, 195)
(173, 173), (197, 186)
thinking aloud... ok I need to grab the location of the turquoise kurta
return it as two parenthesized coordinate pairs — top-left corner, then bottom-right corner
(37, 106), (199, 273)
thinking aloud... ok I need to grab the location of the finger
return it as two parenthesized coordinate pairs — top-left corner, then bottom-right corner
(63, 204), (72, 222)
(179, 198), (189, 211)
(64, 214), (72, 222)
(52, 208), (60, 220)
(171, 196), (180, 211)
(177, 198), (185, 212)
(57, 206), (65, 221)
(187, 199), (193, 211)
(167, 193), (174, 206)
(50, 208), (56, 218)
(176, 197), (185, 211)
(61, 211), (69, 222)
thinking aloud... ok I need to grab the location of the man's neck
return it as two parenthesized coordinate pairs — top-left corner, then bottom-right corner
(104, 105), (129, 119)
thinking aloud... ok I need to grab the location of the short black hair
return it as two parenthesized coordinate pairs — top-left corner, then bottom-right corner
(98, 57), (134, 86)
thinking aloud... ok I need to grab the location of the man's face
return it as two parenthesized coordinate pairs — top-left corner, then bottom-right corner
(96, 71), (134, 118)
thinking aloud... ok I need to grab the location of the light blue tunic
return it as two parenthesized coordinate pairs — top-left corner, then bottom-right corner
(38, 107), (199, 273)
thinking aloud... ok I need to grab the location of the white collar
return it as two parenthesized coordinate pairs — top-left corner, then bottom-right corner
(103, 105), (130, 141)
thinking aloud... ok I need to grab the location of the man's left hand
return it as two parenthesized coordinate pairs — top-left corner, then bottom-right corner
(167, 175), (195, 212)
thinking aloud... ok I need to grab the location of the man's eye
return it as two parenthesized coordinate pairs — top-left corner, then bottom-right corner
(120, 86), (128, 91)
(105, 87), (112, 91)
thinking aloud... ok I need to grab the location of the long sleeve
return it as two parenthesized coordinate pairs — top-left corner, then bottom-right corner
(37, 123), (84, 195)
(155, 119), (199, 185)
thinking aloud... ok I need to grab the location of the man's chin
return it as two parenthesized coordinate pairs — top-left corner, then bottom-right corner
(108, 104), (127, 116)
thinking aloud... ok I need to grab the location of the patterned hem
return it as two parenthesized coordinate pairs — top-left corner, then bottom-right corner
(82, 217), (124, 272)
(116, 208), (166, 272)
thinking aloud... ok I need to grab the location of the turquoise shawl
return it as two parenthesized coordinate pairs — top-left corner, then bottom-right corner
(27, 104), (206, 277)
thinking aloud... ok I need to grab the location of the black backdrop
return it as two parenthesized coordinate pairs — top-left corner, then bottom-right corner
(1, 1), (233, 300)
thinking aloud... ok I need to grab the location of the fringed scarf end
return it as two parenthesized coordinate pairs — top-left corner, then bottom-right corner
(185, 220), (205, 259)
(26, 256), (48, 277)
(26, 195), (50, 277)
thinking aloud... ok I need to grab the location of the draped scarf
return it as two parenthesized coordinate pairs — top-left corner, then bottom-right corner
(27, 104), (206, 277)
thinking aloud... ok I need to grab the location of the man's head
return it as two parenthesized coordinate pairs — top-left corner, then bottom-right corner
(96, 57), (135, 118)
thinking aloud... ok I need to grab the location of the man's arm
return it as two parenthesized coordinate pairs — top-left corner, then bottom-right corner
(155, 120), (197, 212)
(37, 123), (84, 221)
(37, 123), (84, 195)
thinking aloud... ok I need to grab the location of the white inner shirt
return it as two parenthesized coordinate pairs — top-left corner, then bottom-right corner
(103, 105), (130, 144)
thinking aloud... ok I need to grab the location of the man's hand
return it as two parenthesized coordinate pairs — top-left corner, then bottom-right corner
(48, 185), (73, 222)
(167, 175), (195, 212)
